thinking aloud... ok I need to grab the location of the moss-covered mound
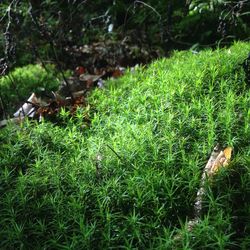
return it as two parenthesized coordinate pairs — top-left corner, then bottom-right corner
(0, 42), (249, 249)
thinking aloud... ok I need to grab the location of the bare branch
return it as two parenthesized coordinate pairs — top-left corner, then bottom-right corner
(134, 0), (161, 20)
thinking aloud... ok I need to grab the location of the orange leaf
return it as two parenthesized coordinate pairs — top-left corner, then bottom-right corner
(210, 147), (232, 174)
(75, 66), (85, 76)
(112, 69), (123, 78)
(223, 147), (232, 161)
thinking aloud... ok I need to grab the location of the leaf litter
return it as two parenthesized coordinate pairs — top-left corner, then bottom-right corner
(0, 64), (126, 128)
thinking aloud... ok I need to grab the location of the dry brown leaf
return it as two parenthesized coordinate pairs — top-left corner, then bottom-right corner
(210, 146), (232, 175)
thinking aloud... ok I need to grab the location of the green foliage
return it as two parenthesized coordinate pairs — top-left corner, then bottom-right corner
(0, 42), (250, 249)
(1, 0), (250, 69)
(173, 0), (250, 47)
(189, 0), (226, 12)
(0, 64), (60, 114)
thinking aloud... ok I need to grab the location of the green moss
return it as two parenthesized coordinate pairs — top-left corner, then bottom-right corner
(0, 64), (60, 115)
(0, 42), (250, 249)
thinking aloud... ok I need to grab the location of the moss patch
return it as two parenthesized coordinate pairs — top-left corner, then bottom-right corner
(0, 42), (250, 249)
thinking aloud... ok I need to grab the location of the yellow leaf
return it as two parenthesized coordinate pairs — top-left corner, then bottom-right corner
(223, 147), (232, 160)
(210, 147), (233, 174)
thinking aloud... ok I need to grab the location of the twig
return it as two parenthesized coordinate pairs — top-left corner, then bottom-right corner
(192, 145), (221, 219)
(175, 145), (232, 240)
(2, 0), (20, 69)
(50, 41), (75, 102)
(28, 1), (74, 102)
(134, 1), (161, 19)
(106, 144), (123, 161)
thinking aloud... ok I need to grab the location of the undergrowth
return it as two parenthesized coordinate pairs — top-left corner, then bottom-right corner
(0, 42), (250, 249)
(0, 64), (60, 115)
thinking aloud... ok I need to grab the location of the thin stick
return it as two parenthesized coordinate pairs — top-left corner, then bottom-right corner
(106, 144), (123, 161)
(175, 145), (232, 240)
(134, 1), (161, 19)
(28, 1), (74, 101)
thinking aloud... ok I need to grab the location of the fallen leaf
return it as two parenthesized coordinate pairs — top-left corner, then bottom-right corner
(112, 69), (123, 78)
(224, 147), (232, 161)
(75, 66), (85, 76)
(13, 93), (38, 118)
(79, 73), (102, 83)
(210, 146), (232, 174)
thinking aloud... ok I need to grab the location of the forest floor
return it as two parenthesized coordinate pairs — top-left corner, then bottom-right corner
(0, 42), (250, 249)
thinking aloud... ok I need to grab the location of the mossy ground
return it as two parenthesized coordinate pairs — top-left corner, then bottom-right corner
(0, 42), (250, 249)
(0, 64), (60, 115)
